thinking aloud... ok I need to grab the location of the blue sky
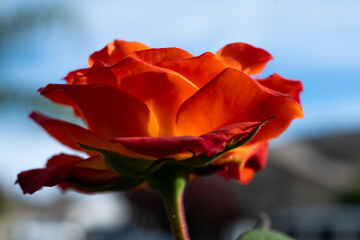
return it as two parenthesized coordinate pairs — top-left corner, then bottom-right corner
(1, 0), (360, 200)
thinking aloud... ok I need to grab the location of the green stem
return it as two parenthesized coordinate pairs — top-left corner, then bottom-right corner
(149, 165), (190, 240)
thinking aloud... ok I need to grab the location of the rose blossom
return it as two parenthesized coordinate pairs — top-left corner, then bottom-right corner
(17, 40), (303, 194)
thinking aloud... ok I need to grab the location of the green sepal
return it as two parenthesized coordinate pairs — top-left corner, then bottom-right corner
(237, 230), (294, 240)
(78, 143), (165, 178)
(65, 176), (146, 192)
(174, 117), (274, 168)
(78, 117), (272, 180)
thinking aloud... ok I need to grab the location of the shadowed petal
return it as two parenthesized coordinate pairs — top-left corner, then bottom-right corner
(176, 68), (303, 143)
(16, 154), (120, 194)
(218, 164), (255, 184)
(111, 136), (200, 158)
(111, 121), (262, 158)
(64, 156), (119, 186)
(200, 122), (260, 157)
(216, 43), (273, 75)
(216, 142), (268, 184)
(16, 154), (83, 194)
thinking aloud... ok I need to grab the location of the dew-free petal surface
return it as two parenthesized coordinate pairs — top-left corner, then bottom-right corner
(113, 57), (198, 136)
(17, 154), (83, 194)
(112, 121), (261, 158)
(40, 84), (159, 140)
(89, 39), (150, 67)
(215, 43), (273, 75)
(258, 73), (303, 103)
(129, 47), (193, 66)
(176, 68), (303, 143)
(30, 111), (110, 155)
(17, 154), (120, 194)
(111, 136), (200, 158)
(66, 156), (119, 186)
(216, 142), (268, 184)
(63, 68), (89, 84)
(72, 60), (118, 86)
(67, 56), (198, 136)
(158, 52), (226, 88)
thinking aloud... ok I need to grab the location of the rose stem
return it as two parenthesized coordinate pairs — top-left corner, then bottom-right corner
(149, 165), (190, 240)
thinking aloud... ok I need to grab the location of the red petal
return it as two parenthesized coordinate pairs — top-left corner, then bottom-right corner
(176, 68), (303, 143)
(257, 73), (303, 104)
(111, 136), (201, 158)
(216, 142), (268, 184)
(17, 154), (83, 194)
(63, 68), (89, 84)
(17, 154), (120, 194)
(30, 112), (110, 155)
(214, 142), (268, 169)
(89, 39), (150, 67)
(111, 121), (262, 158)
(243, 142), (268, 171)
(67, 156), (119, 185)
(158, 52), (226, 88)
(40, 84), (159, 140)
(73, 60), (118, 86)
(218, 164), (255, 184)
(112, 57), (198, 136)
(129, 47), (193, 66)
(67, 56), (198, 136)
(200, 122), (262, 157)
(215, 43), (273, 75)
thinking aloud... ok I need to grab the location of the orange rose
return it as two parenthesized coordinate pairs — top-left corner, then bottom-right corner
(17, 40), (303, 194)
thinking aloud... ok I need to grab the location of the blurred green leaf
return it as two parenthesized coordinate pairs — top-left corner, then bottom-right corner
(237, 230), (294, 240)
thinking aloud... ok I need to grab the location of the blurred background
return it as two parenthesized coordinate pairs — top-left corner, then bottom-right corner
(1, 0), (360, 239)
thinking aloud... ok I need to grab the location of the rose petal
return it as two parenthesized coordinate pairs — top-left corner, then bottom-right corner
(113, 57), (198, 136)
(129, 47), (193, 66)
(111, 121), (261, 158)
(200, 122), (260, 157)
(40, 84), (159, 140)
(17, 154), (83, 194)
(89, 39), (150, 67)
(158, 52), (226, 88)
(218, 164), (255, 184)
(111, 136), (201, 158)
(17, 154), (120, 194)
(257, 73), (303, 103)
(66, 156), (119, 185)
(63, 68), (89, 84)
(216, 142), (268, 184)
(215, 43), (273, 75)
(214, 142), (268, 169)
(176, 68), (303, 143)
(68, 56), (198, 136)
(73, 60), (117, 86)
(30, 111), (110, 155)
